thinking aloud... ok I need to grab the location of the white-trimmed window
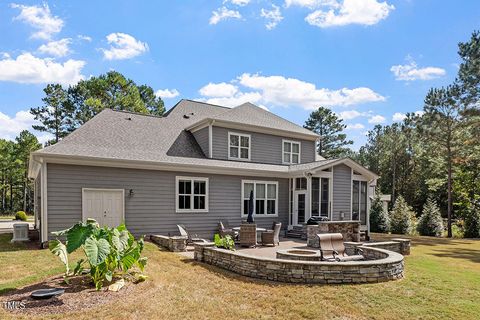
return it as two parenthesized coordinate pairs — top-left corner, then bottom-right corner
(283, 140), (301, 164)
(176, 177), (209, 213)
(241, 180), (278, 217)
(229, 132), (251, 161)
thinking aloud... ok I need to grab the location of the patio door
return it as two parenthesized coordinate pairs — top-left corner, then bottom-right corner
(293, 191), (307, 225)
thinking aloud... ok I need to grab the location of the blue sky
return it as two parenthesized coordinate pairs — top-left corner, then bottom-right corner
(0, 0), (479, 148)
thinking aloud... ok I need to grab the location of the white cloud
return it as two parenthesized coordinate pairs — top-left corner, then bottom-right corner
(390, 58), (446, 81)
(392, 112), (406, 122)
(285, 0), (339, 9)
(261, 5), (284, 30)
(101, 33), (149, 60)
(0, 110), (50, 143)
(155, 88), (180, 99)
(338, 110), (364, 120)
(368, 115), (386, 124)
(198, 73), (384, 109)
(11, 3), (63, 40)
(209, 7), (242, 25)
(227, 0), (251, 6)
(415, 110), (425, 117)
(305, 0), (394, 28)
(346, 123), (365, 130)
(0, 53), (85, 85)
(201, 91), (263, 108)
(237, 73), (384, 109)
(199, 82), (238, 97)
(78, 35), (92, 42)
(38, 38), (71, 57)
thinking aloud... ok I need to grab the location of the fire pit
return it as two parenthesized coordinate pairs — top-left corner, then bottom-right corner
(276, 249), (321, 261)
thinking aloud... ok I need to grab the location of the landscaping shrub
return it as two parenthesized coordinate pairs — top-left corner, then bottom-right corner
(390, 196), (416, 235)
(49, 219), (147, 290)
(369, 194), (389, 233)
(14, 211), (27, 221)
(214, 234), (235, 251)
(417, 198), (444, 237)
(464, 205), (480, 238)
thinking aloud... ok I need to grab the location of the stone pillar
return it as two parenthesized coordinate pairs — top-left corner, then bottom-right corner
(194, 242), (215, 262)
(392, 238), (411, 255)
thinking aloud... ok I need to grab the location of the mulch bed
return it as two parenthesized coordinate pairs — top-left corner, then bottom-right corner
(1, 275), (144, 315)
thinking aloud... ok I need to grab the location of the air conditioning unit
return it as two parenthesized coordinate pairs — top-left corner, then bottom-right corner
(11, 223), (29, 243)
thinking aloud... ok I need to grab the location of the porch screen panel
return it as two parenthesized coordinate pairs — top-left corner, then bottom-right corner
(320, 178), (329, 217)
(311, 177), (320, 216)
(360, 181), (367, 224)
(352, 180), (360, 220)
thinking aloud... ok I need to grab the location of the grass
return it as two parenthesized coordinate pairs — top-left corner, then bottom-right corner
(0, 233), (479, 319)
(0, 216), (34, 221)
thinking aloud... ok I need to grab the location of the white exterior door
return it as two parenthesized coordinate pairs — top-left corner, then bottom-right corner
(82, 189), (124, 227)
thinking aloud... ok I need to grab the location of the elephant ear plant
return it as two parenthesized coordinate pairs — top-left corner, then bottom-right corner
(49, 218), (147, 290)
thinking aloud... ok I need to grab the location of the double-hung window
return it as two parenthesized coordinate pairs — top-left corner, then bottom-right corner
(229, 132), (250, 160)
(176, 177), (208, 213)
(242, 180), (278, 216)
(283, 140), (301, 164)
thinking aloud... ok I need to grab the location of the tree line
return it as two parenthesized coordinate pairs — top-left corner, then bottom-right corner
(304, 31), (480, 238)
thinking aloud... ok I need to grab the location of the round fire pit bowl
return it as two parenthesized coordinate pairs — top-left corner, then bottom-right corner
(276, 249), (321, 261)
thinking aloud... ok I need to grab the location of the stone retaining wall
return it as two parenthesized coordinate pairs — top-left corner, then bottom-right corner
(150, 235), (187, 252)
(194, 243), (404, 284)
(344, 238), (411, 256)
(307, 221), (361, 247)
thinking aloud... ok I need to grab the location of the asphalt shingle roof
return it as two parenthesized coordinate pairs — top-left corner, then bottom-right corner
(33, 100), (330, 174)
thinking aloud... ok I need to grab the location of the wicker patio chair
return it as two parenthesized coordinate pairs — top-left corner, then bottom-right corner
(261, 222), (282, 246)
(177, 225), (208, 244)
(239, 224), (257, 247)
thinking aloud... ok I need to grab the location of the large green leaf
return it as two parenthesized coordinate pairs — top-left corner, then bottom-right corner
(66, 222), (95, 253)
(84, 237), (111, 266)
(112, 229), (130, 253)
(49, 239), (69, 274)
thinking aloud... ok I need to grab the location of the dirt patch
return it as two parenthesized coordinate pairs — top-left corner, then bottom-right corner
(0, 275), (145, 315)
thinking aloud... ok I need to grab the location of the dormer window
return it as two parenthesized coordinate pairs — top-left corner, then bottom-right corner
(283, 140), (301, 164)
(228, 132), (250, 161)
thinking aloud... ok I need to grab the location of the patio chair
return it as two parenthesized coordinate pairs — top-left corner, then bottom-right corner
(317, 233), (364, 262)
(239, 223), (257, 247)
(218, 221), (238, 240)
(177, 225), (208, 244)
(261, 222), (282, 246)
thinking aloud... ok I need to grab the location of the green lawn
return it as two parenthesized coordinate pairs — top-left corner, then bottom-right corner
(0, 233), (479, 319)
(0, 216), (34, 221)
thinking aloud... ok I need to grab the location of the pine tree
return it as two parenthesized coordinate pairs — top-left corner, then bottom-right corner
(464, 203), (480, 238)
(390, 196), (415, 235)
(304, 107), (353, 159)
(369, 194), (389, 233)
(417, 198), (444, 237)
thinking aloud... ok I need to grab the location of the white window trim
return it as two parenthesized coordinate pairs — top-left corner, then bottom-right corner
(228, 132), (251, 161)
(175, 176), (209, 213)
(282, 139), (301, 164)
(241, 180), (279, 218)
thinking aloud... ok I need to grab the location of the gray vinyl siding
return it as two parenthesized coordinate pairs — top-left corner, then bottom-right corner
(46, 163), (288, 239)
(211, 126), (316, 165)
(192, 127), (209, 157)
(332, 164), (352, 221)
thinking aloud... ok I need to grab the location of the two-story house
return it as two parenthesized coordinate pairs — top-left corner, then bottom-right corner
(28, 100), (378, 243)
